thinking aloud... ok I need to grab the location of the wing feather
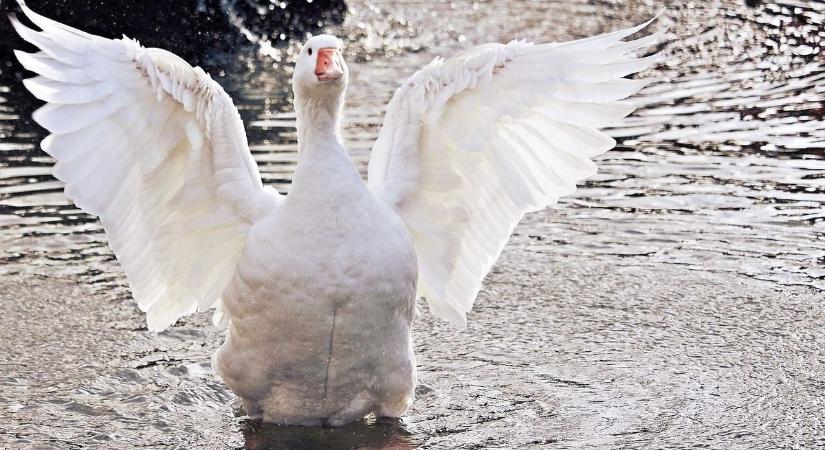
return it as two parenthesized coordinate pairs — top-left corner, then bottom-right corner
(12, 1), (280, 331)
(368, 17), (663, 326)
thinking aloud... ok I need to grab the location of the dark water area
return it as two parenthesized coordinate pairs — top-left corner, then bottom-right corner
(0, 0), (345, 72)
(1, 0), (824, 449)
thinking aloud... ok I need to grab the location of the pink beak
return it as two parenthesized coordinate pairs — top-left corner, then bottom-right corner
(315, 47), (343, 81)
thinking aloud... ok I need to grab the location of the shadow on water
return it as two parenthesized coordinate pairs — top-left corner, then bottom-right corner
(239, 417), (418, 450)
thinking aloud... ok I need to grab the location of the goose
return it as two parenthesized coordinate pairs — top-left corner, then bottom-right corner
(11, 1), (662, 427)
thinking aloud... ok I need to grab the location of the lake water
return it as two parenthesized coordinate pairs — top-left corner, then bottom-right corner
(1, 0), (824, 448)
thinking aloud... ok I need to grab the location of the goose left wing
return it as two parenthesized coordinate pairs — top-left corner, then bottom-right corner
(367, 18), (663, 326)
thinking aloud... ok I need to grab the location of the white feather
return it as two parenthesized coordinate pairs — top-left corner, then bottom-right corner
(12, 4), (279, 332)
(368, 17), (663, 326)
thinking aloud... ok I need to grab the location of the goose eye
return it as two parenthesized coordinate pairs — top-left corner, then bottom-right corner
(308, 48), (313, 56)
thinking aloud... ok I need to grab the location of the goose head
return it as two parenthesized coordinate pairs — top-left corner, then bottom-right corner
(292, 34), (348, 103)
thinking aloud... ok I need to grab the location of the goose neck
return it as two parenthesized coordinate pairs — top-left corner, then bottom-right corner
(296, 94), (343, 155)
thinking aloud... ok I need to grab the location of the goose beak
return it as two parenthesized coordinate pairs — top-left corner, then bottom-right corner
(315, 48), (343, 82)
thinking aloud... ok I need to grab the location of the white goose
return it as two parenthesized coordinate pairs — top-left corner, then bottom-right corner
(12, 2), (662, 426)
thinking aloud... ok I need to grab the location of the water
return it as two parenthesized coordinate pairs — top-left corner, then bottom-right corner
(1, 0), (824, 448)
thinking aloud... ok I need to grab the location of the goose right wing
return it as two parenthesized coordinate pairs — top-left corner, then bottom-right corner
(12, 2), (281, 331)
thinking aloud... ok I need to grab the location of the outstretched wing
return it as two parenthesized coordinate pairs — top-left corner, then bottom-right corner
(11, 2), (280, 331)
(368, 17), (663, 326)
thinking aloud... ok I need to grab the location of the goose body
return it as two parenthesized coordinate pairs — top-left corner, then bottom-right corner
(216, 124), (418, 425)
(12, 1), (662, 426)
